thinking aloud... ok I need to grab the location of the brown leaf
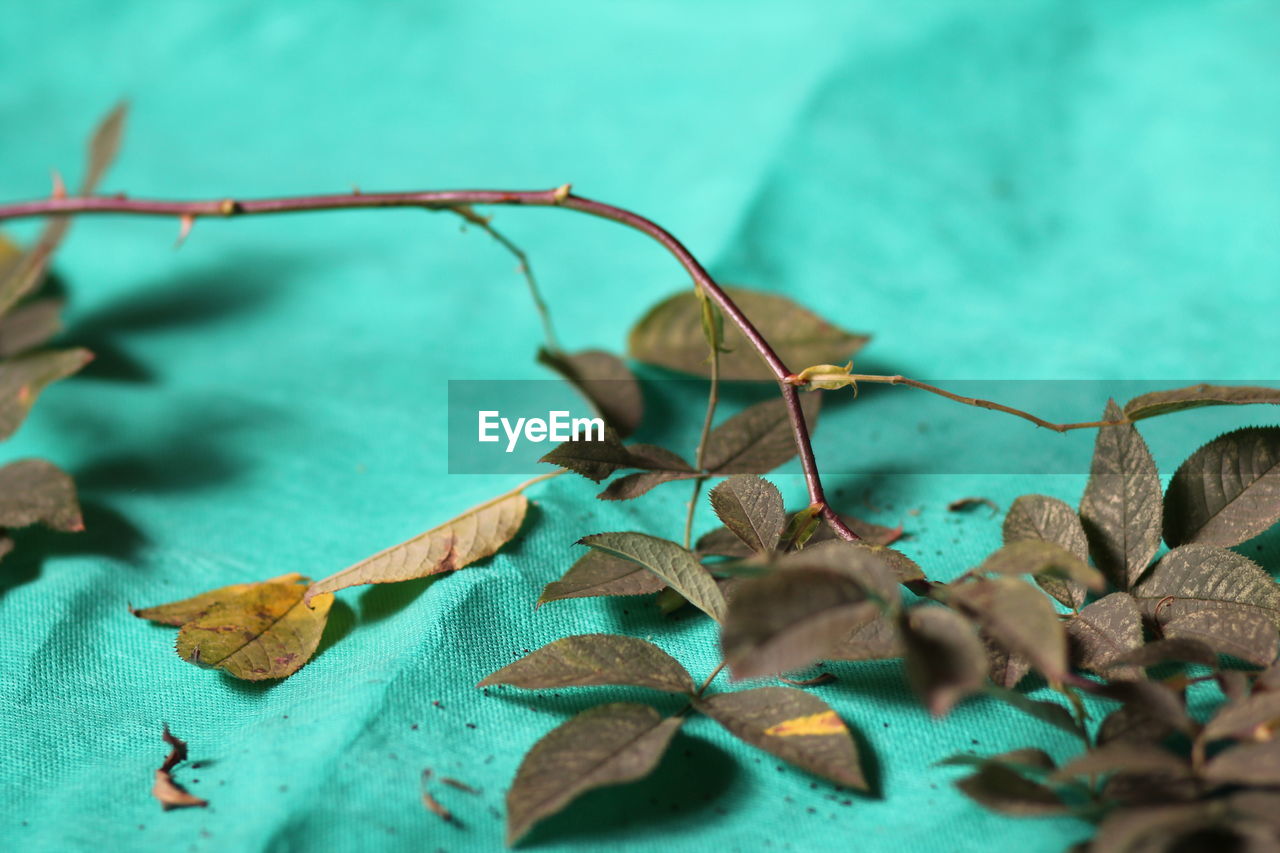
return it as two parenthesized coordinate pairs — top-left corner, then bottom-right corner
(1164, 427), (1280, 548)
(954, 763), (1068, 817)
(1065, 593), (1144, 679)
(1111, 637), (1219, 670)
(506, 703), (681, 844)
(1203, 690), (1280, 743)
(578, 532), (725, 622)
(1097, 702), (1176, 748)
(1125, 384), (1280, 422)
(1003, 493), (1090, 608)
(825, 614), (903, 662)
(478, 635), (694, 695)
(1080, 399), (1163, 589)
(974, 539), (1105, 593)
(537, 348), (643, 437)
(597, 469), (697, 501)
(1163, 608), (1279, 667)
(537, 550), (666, 605)
(0, 349), (93, 441)
(708, 475), (786, 556)
(1204, 739), (1280, 787)
(0, 459), (83, 532)
(1051, 742), (1192, 782)
(702, 394), (821, 475)
(983, 633), (1032, 690)
(1094, 680), (1195, 736)
(948, 577), (1068, 680)
(152, 725), (207, 811)
(1132, 544), (1280, 629)
(901, 605), (988, 717)
(0, 298), (63, 358)
(695, 686), (868, 789)
(132, 573), (304, 626)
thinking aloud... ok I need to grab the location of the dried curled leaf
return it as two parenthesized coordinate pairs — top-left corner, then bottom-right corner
(577, 532), (725, 621)
(506, 703), (681, 844)
(306, 490), (527, 600)
(695, 687), (868, 789)
(152, 725), (207, 811)
(167, 577), (333, 680)
(708, 475), (786, 556)
(1132, 544), (1280, 630)
(537, 550), (666, 605)
(1080, 399), (1162, 589)
(902, 605), (988, 717)
(1125, 384), (1280, 421)
(0, 348), (93, 441)
(0, 458), (83, 532)
(537, 348), (643, 437)
(948, 577), (1068, 680)
(1003, 493), (1090, 608)
(478, 635), (694, 695)
(1163, 427), (1280, 548)
(702, 394), (820, 475)
(628, 286), (868, 381)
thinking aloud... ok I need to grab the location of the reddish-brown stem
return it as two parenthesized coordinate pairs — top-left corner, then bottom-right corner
(0, 186), (854, 541)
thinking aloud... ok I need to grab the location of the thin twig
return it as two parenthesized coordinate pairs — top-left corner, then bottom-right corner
(696, 661), (727, 697)
(684, 302), (722, 549)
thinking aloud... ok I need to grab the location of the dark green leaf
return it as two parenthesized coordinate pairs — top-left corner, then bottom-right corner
(695, 686), (868, 789)
(1125, 384), (1280, 422)
(902, 605), (988, 717)
(537, 348), (643, 437)
(948, 577), (1068, 680)
(0, 348), (92, 441)
(955, 763), (1069, 817)
(1163, 608), (1279, 667)
(709, 475), (785, 556)
(702, 394), (820, 475)
(505, 703), (681, 844)
(1203, 690), (1280, 743)
(1051, 742), (1191, 782)
(1066, 593), (1144, 679)
(1164, 427), (1280, 548)
(538, 549), (666, 605)
(1003, 494), (1090, 607)
(1132, 544), (1280, 629)
(478, 635), (693, 695)
(628, 286), (868, 381)
(1080, 399), (1163, 589)
(0, 298), (62, 358)
(975, 539), (1105, 593)
(1204, 740), (1280, 787)
(578, 532), (725, 621)
(0, 459), (83, 532)
(984, 686), (1087, 742)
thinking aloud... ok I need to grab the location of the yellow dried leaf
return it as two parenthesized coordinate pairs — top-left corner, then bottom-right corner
(763, 710), (847, 737)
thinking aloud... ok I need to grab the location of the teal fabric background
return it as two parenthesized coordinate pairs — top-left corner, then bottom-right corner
(3, 1), (1279, 851)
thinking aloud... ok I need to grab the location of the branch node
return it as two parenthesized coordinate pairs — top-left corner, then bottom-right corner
(51, 170), (67, 200)
(552, 183), (572, 203)
(218, 199), (238, 216)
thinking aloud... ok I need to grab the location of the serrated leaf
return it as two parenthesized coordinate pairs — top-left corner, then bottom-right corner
(1132, 544), (1280, 629)
(0, 458), (83, 532)
(175, 578), (333, 680)
(1203, 690), (1280, 743)
(902, 606), (988, 717)
(697, 511), (905, 558)
(305, 491), (527, 600)
(578, 532), (725, 621)
(537, 550), (666, 605)
(506, 703), (681, 844)
(695, 687), (868, 789)
(132, 573), (306, 626)
(702, 394), (820, 475)
(954, 763), (1069, 817)
(0, 298), (63, 358)
(1066, 593), (1144, 679)
(537, 348), (643, 437)
(948, 577), (1068, 680)
(478, 635), (693, 694)
(1051, 742), (1192, 782)
(597, 469), (697, 501)
(1163, 608), (1279, 667)
(1204, 740), (1280, 787)
(1125, 384), (1280, 421)
(540, 431), (637, 482)
(1111, 637), (1219, 669)
(709, 475), (785, 556)
(1164, 427), (1280, 548)
(0, 348), (93, 440)
(1003, 494), (1090, 608)
(628, 287), (868, 381)
(975, 539), (1105, 593)
(1080, 399), (1162, 589)
(984, 686), (1087, 741)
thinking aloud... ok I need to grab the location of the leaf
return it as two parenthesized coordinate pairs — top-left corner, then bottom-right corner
(0, 459), (83, 532)
(948, 577), (1068, 680)
(1125, 384), (1280, 421)
(505, 703), (681, 844)
(536, 348), (643, 438)
(1163, 608), (1279, 667)
(1051, 742), (1192, 782)
(628, 286), (868, 381)
(702, 394), (821, 475)
(578, 532), (725, 621)
(537, 550), (666, 605)
(1097, 703), (1177, 747)
(709, 475), (786, 556)
(901, 605), (988, 717)
(597, 469), (697, 501)
(975, 540), (1105, 593)
(984, 686), (1087, 742)
(1090, 803), (1233, 853)
(83, 101), (128, 194)
(1003, 493), (1090, 608)
(696, 687), (868, 788)
(478, 635), (694, 695)
(826, 614), (904, 661)
(1080, 399), (1163, 589)
(954, 763), (1069, 817)
(1111, 637), (1219, 669)
(1204, 740), (1280, 787)
(1132, 544), (1280, 629)
(131, 574), (305, 626)
(306, 490), (527, 600)
(0, 298), (63, 358)
(175, 578), (333, 680)
(1164, 427), (1280, 548)
(983, 634), (1032, 689)
(1203, 690), (1280, 743)
(152, 725), (207, 811)
(1094, 680), (1195, 736)
(540, 431), (638, 482)
(1065, 593), (1144, 679)
(775, 539), (900, 606)
(0, 348), (93, 441)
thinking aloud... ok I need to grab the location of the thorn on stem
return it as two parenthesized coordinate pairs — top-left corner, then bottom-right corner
(175, 214), (195, 248)
(51, 170), (67, 199)
(553, 183), (572, 203)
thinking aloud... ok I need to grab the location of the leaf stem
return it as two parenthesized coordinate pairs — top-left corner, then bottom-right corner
(684, 309), (721, 549)
(695, 661), (727, 698)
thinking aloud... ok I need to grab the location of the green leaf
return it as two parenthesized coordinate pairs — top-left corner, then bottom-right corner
(478, 635), (694, 695)
(974, 539), (1105, 593)
(0, 459), (83, 532)
(1125, 384), (1280, 421)
(536, 348), (643, 438)
(695, 686), (869, 789)
(173, 577), (333, 680)
(702, 394), (821, 475)
(1080, 399), (1163, 589)
(1164, 427), (1280, 548)
(1003, 494), (1090, 608)
(537, 550), (666, 605)
(1204, 740), (1280, 787)
(628, 286), (868, 381)
(948, 577), (1068, 680)
(0, 348), (93, 441)
(505, 703), (681, 845)
(902, 605), (988, 717)
(578, 532), (725, 621)
(0, 298), (63, 358)
(1132, 544), (1280, 629)
(1065, 593), (1144, 679)
(305, 490), (527, 600)
(1162, 608), (1279, 667)
(1203, 690), (1280, 743)
(708, 475), (786, 556)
